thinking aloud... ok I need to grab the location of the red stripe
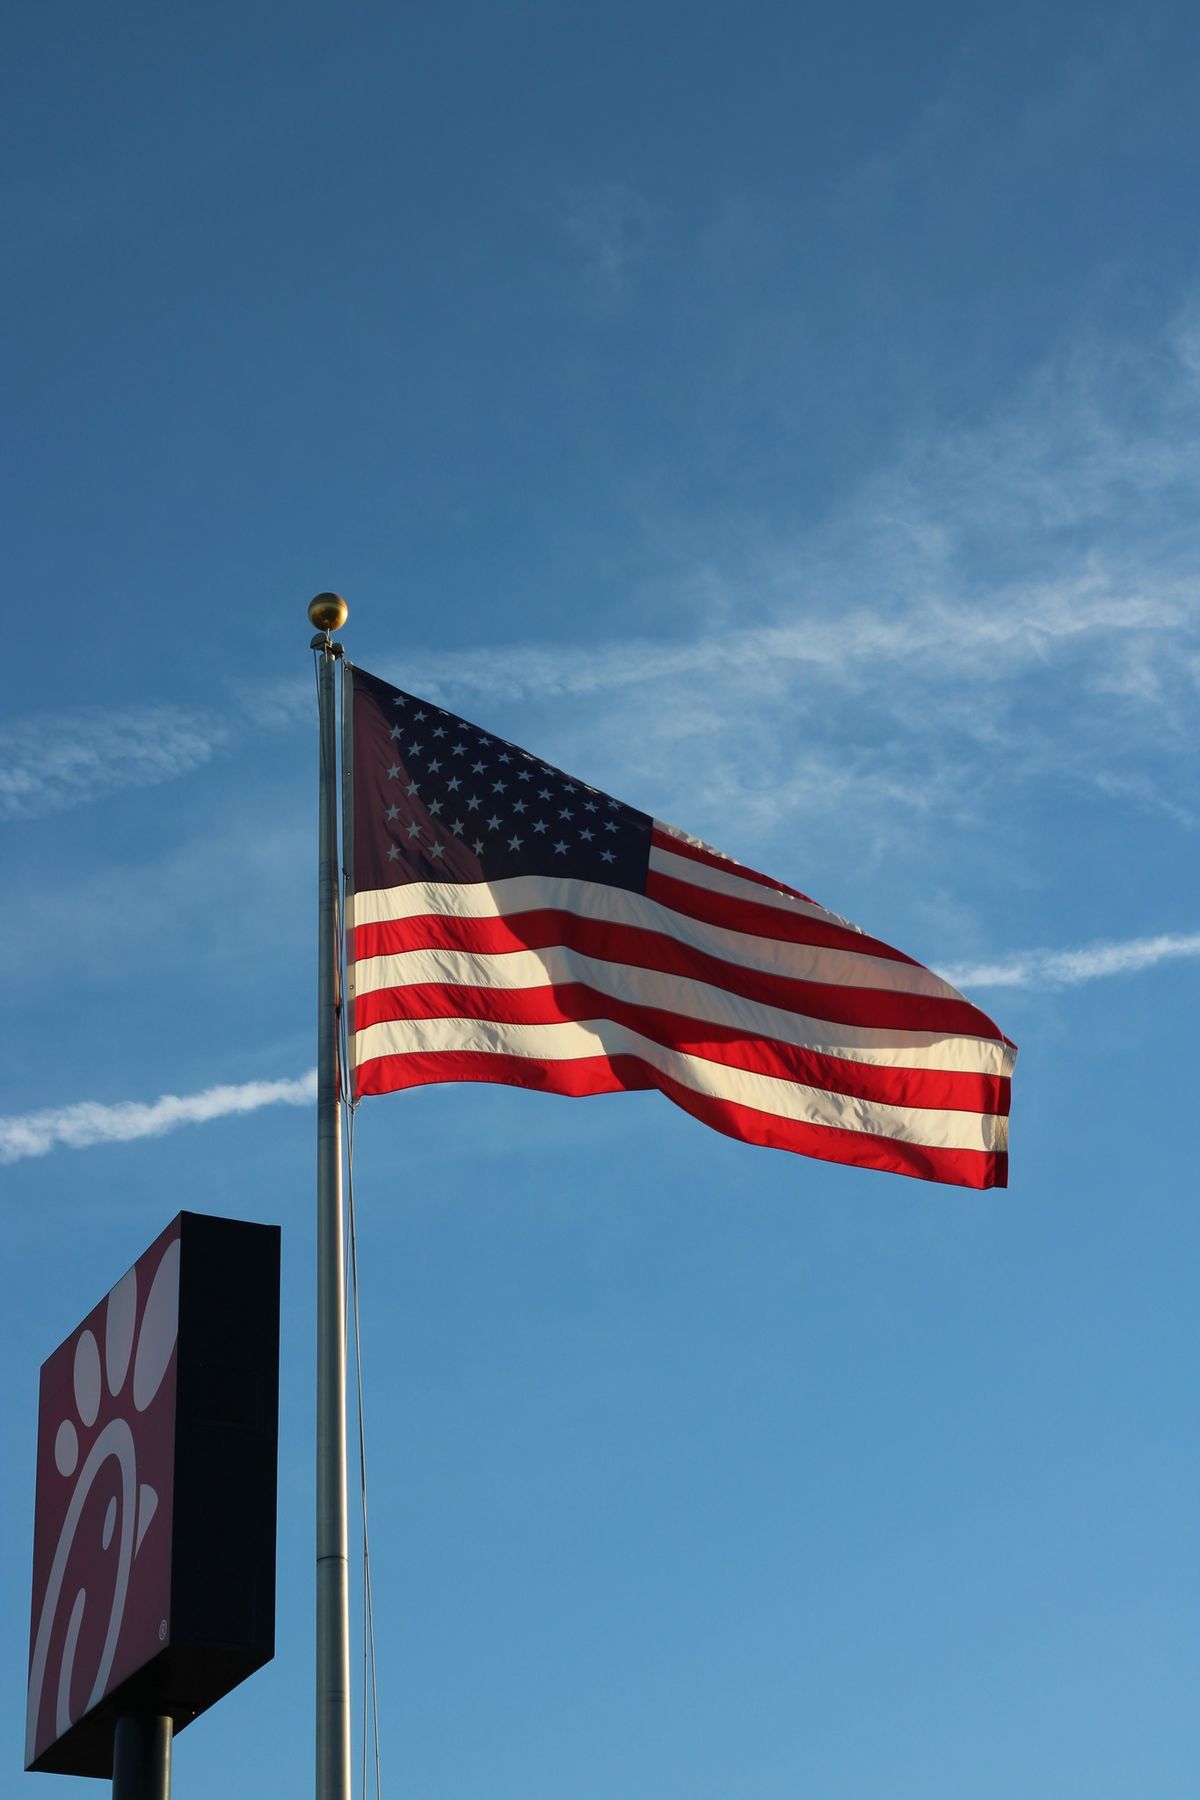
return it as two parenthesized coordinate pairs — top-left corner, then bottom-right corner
(354, 979), (1010, 1115)
(651, 828), (816, 903)
(351, 909), (1004, 1040)
(354, 1048), (1007, 1188)
(645, 868), (919, 967)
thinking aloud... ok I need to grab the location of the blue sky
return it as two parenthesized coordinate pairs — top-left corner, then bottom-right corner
(4, 2), (1199, 1794)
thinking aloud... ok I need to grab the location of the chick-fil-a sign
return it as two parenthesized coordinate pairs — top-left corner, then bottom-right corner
(26, 1218), (180, 1770)
(26, 1211), (280, 1777)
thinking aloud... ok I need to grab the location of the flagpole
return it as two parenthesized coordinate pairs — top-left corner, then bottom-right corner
(309, 594), (352, 1800)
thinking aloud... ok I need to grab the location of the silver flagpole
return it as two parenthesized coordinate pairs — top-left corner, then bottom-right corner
(310, 594), (352, 1800)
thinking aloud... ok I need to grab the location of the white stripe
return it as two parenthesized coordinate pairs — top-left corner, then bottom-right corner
(352, 1014), (1005, 1154)
(353, 942), (1013, 1076)
(650, 834), (858, 931)
(351, 877), (967, 1003)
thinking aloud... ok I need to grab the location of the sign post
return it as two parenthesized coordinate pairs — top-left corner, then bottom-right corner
(112, 1715), (172, 1800)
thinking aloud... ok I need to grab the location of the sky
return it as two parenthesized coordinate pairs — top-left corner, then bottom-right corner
(3, 1), (1199, 1794)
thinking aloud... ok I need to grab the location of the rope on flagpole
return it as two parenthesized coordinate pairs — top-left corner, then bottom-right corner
(343, 1104), (382, 1800)
(332, 650), (383, 1800)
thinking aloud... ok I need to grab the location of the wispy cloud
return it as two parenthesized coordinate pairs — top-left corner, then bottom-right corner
(947, 932), (1200, 991)
(372, 303), (1200, 848)
(398, 585), (1193, 703)
(561, 181), (656, 311)
(0, 704), (230, 821)
(9, 307), (1200, 859)
(0, 1072), (316, 1164)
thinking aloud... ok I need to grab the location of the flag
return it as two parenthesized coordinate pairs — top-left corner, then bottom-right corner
(345, 665), (1015, 1187)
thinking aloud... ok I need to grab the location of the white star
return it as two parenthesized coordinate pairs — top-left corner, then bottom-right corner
(472, 837), (485, 855)
(387, 764), (401, 780)
(452, 742), (467, 755)
(563, 784), (576, 794)
(386, 804), (401, 821)
(579, 828), (594, 842)
(413, 709), (427, 722)
(428, 757), (443, 773)
(447, 775), (462, 792)
(538, 787), (553, 800)
(432, 726), (446, 739)
(406, 821), (422, 840)
(471, 759), (486, 775)
(450, 820), (465, 836)
(498, 751), (511, 765)
(603, 820), (618, 833)
(406, 780), (420, 797)
(429, 842), (445, 859)
(389, 724), (405, 740)
(584, 800), (598, 813)
(507, 834), (524, 851)
(600, 849), (615, 864)
(558, 807), (573, 820)
(491, 779), (507, 794)
(486, 813), (502, 830)
(465, 795), (481, 811)
(607, 799), (619, 809)
(428, 798), (443, 816)
(391, 696), (407, 707)
(517, 769), (532, 782)
(532, 820), (548, 833)
(512, 798), (527, 814)
(387, 844), (401, 861)
(408, 741), (422, 756)
(552, 839), (568, 854)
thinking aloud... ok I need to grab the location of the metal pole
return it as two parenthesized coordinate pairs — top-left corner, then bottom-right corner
(310, 594), (351, 1800)
(112, 1713), (172, 1800)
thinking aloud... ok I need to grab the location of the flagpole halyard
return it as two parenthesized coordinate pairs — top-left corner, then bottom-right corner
(311, 594), (352, 1800)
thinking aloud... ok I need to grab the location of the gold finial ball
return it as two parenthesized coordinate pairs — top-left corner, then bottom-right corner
(307, 592), (349, 633)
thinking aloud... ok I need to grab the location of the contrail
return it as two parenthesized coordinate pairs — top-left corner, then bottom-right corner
(3, 927), (1197, 1162)
(0, 1072), (317, 1165)
(946, 930), (1200, 990)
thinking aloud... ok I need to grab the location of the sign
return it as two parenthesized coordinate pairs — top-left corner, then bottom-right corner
(26, 1212), (280, 1777)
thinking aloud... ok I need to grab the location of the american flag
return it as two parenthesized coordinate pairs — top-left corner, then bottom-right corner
(345, 664), (1015, 1187)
